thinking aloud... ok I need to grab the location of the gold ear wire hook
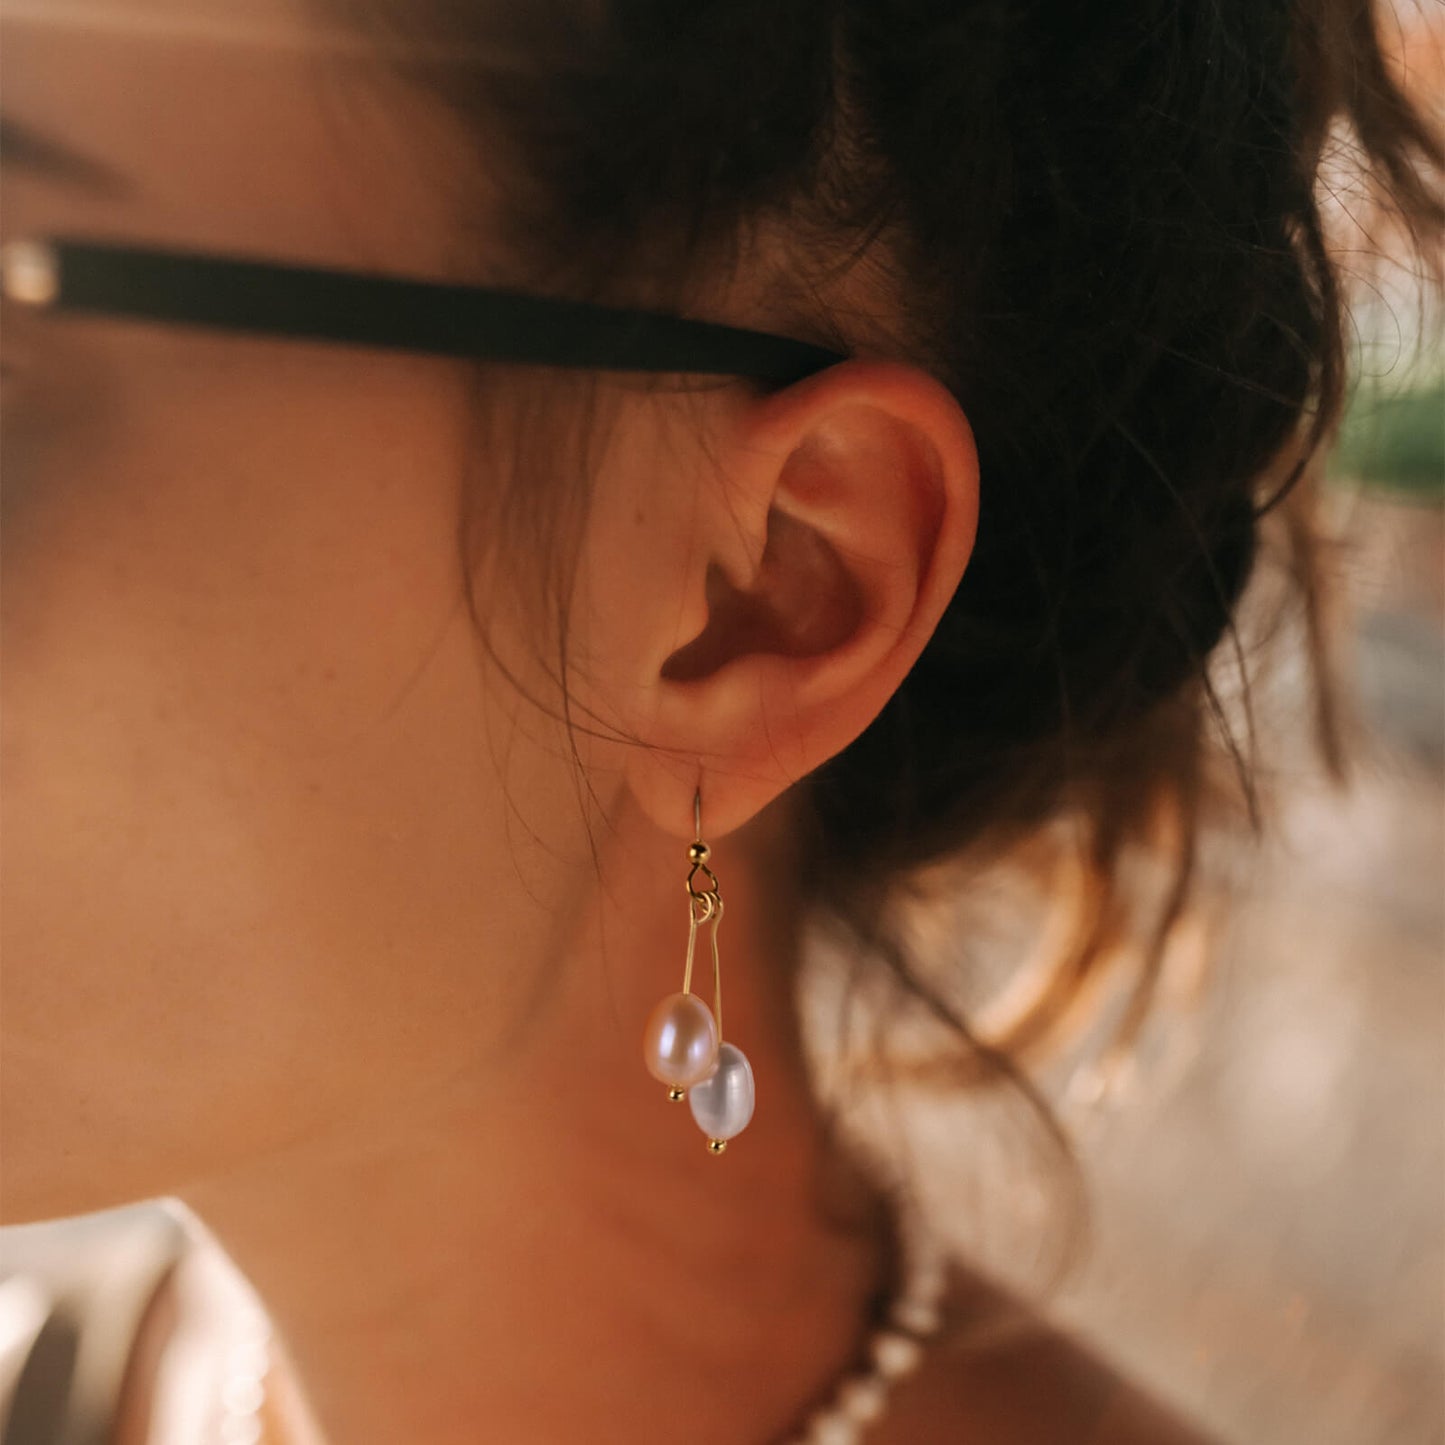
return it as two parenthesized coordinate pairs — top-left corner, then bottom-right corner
(686, 788), (718, 899)
(685, 786), (723, 1038)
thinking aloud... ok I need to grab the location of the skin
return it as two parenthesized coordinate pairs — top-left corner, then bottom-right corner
(1, 2), (985, 1442)
(1, 5), (1226, 1443)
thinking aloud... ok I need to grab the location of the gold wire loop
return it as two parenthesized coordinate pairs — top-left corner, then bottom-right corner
(681, 786), (724, 1038)
(681, 888), (714, 995)
(686, 857), (719, 901)
(707, 890), (724, 1040)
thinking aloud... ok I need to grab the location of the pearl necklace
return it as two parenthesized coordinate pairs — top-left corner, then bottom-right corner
(777, 1196), (951, 1445)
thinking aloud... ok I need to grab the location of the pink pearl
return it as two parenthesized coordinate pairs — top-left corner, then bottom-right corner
(642, 991), (719, 1088)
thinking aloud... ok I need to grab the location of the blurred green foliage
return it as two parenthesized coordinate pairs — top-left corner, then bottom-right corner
(1328, 373), (1445, 500)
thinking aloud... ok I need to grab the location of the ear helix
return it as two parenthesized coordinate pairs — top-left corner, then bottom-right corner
(640, 787), (755, 1153)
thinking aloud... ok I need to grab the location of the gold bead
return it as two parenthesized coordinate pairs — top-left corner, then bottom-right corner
(688, 841), (710, 864)
(667, 1087), (686, 1102)
(707, 1138), (727, 1154)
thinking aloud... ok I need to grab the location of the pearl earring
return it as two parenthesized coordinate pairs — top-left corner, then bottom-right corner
(641, 788), (755, 1153)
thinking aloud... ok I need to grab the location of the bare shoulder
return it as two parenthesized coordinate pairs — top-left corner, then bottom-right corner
(871, 1262), (1226, 1445)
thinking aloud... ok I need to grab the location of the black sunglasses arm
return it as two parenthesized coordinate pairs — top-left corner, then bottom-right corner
(0, 235), (847, 385)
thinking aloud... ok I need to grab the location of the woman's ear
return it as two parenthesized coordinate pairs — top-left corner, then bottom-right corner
(592, 359), (979, 843)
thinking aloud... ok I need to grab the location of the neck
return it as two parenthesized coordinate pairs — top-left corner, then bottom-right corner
(175, 787), (896, 1445)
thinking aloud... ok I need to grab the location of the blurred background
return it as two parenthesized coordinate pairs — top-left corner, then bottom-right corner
(843, 408), (1445, 1445)
(2, 7), (1442, 1445)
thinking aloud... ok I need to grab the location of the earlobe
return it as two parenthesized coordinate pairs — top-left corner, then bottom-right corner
(626, 360), (979, 842)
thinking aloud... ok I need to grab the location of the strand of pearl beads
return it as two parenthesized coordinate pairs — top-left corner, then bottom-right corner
(778, 1197), (951, 1445)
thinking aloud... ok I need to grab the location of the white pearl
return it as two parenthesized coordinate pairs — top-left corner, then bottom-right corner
(687, 1041), (754, 1140)
(869, 1330), (923, 1379)
(837, 1373), (889, 1423)
(805, 1408), (860, 1445)
(903, 1254), (948, 1302)
(642, 991), (719, 1088)
(888, 1298), (942, 1334)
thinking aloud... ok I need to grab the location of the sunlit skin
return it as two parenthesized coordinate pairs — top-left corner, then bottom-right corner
(0, 10), (1240, 1445)
(0, 2), (1005, 1443)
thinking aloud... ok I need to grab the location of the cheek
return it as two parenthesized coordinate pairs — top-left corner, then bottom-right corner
(0, 314), (131, 538)
(5, 329), (477, 744)
(0, 342), (484, 1218)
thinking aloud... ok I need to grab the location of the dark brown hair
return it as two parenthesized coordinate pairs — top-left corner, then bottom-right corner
(312, 0), (1444, 1294)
